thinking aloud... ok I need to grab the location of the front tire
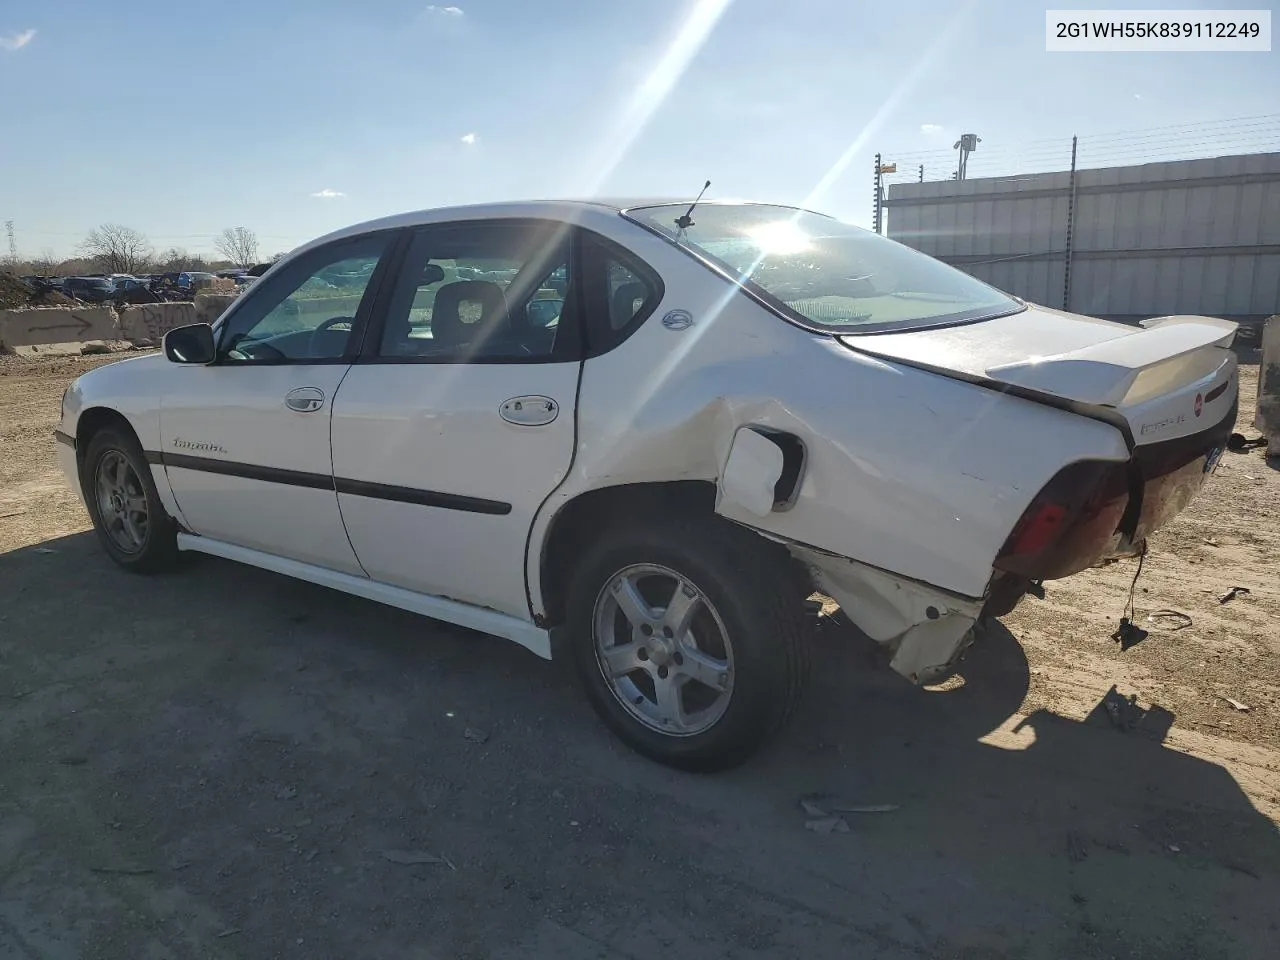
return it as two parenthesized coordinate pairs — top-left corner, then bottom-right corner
(80, 426), (178, 573)
(565, 514), (809, 772)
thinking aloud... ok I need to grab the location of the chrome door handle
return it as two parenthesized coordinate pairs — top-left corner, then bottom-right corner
(285, 386), (326, 413)
(500, 395), (559, 426)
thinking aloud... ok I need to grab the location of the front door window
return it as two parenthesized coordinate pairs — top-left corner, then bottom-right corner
(218, 235), (391, 363)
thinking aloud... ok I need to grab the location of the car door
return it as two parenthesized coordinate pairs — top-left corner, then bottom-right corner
(329, 218), (587, 618)
(159, 230), (399, 575)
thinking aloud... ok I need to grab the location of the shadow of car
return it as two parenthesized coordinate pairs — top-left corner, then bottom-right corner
(0, 531), (1276, 957)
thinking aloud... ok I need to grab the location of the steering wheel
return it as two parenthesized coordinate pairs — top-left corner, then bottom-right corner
(308, 316), (355, 357)
(224, 332), (286, 362)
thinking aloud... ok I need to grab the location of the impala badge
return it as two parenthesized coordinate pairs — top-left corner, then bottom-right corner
(661, 309), (694, 331)
(172, 438), (227, 454)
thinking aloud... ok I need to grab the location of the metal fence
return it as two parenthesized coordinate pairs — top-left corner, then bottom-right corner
(875, 117), (1280, 327)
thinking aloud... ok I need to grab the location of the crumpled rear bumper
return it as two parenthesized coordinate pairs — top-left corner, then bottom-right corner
(789, 544), (984, 685)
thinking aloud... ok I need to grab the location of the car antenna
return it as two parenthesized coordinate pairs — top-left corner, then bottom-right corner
(674, 180), (712, 231)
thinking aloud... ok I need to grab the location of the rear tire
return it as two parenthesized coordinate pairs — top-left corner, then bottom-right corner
(565, 513), (809, 772)
(80, 426), (178, 573)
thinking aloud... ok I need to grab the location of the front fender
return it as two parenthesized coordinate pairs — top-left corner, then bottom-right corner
(60, 353), (185, 523)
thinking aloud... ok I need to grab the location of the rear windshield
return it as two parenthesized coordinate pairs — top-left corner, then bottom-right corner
(624, 203), (1021, 334)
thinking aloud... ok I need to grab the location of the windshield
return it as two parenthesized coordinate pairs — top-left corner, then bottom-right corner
(624, 203), (1021, 334)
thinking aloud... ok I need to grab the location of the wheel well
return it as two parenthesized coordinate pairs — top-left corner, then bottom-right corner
(537, 480), (813, 628)
(75, 407), (138, 468)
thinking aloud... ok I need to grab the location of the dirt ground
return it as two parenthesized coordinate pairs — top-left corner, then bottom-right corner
(1, 348), (1277, 960)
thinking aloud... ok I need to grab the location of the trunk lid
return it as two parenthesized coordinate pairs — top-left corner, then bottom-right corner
(840, 304), (1240, 559)
(838, 305), (1238, 446)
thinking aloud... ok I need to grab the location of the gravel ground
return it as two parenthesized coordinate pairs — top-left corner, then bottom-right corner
(1, 350), (1277, 960)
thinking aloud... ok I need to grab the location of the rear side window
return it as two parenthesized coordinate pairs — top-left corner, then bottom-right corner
(580, 233), (663, 355)
(606, 259), (654, 331)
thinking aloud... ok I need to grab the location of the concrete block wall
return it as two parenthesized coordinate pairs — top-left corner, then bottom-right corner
(0, 308), (118, 348)
(194, 294), (239, 326)
(117, 303), (199, 341)
(0, 302), (223, 350)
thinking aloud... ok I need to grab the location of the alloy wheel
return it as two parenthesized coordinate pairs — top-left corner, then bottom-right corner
(592, 563), (735, 736)
(94, 450), (149, 555)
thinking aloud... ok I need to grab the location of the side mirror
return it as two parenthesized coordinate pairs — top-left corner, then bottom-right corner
(163, 323), (216, 364)
(526, 298), (564, 328)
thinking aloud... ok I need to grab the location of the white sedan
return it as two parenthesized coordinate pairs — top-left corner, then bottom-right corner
(55, 200), (1239, 770)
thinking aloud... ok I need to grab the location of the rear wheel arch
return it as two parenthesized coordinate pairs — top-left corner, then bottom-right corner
(539, 481), (713, 628)
(537, 480), (812, 629)
(556, 489), (815, 770)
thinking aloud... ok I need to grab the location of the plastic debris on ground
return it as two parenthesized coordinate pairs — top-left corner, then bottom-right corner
(381, 850), (446, 866)
(798, 793), (899, 833)
(1146, 609), (1193, 630)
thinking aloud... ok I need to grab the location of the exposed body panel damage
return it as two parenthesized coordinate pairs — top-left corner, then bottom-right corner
(717, 421), (985, 685)
(788, 546), (983, 685)
(526, 226), (1136, 686)
(718, 427), (787, 518)
(531, 299), (1131, 606)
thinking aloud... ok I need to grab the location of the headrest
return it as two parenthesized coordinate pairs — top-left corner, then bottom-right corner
(611, 280), (650, 327)
(432, 280), (509, 348)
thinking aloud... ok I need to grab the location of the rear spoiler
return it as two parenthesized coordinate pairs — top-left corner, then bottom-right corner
(984, 315), (1238, 407)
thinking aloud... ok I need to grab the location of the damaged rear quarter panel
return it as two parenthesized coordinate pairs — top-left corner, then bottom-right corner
(710, 336), (1131, 598)
(526, 226), (1129, 625)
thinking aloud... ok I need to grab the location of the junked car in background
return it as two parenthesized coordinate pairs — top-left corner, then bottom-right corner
(60, 276), (116, 303)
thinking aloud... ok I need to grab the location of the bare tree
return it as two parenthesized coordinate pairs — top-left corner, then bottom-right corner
(214, 227), (259, 268)
(30, 249), (59, 276)
(55, 256), (95, 277)
(156, 247), (211, 273)
(79, 224), (153, 274)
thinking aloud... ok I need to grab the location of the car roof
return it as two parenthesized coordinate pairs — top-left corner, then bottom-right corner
(322, 198), (675, 235)
(284, 198), (808, 264)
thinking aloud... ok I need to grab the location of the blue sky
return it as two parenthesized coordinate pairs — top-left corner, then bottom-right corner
(1, 0), (1276, 258)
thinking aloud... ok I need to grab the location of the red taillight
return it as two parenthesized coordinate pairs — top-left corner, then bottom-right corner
(1009, 502), (1067, 555)
(997, 460), (1131, 580)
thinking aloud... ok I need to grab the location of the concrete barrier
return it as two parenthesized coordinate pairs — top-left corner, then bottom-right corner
(118, 303), (199, 342)
(0, 307), (118, 349)
(1256, 315), (1280, 449)
(194, 293), (239, 326)
(294, 295), (365, 326)
(192, 276), (236, 293)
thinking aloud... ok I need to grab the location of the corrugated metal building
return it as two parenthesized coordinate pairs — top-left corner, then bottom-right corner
(883, 152), (1280, 326)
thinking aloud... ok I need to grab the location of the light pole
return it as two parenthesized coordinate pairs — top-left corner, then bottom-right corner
(953, 133), (981, 180)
